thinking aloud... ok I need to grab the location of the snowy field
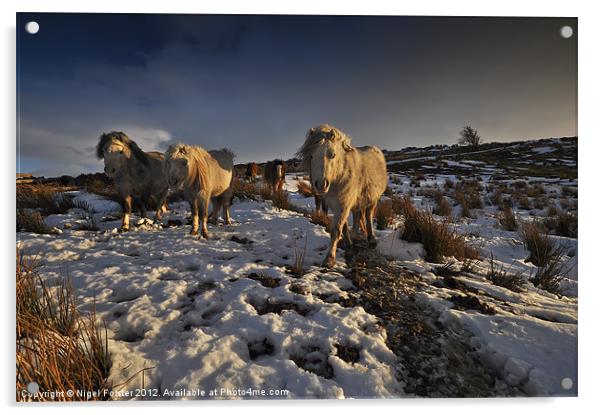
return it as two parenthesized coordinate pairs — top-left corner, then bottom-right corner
(16, 137), (578, 399)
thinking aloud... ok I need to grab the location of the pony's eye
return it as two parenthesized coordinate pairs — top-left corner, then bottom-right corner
(119, 150), (124, 154)
(327, 152), (335, 159)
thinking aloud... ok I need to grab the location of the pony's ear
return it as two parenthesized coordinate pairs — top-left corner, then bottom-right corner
(179, 146), (187, 155)
(342, 137), (354, 152)
(327, 129), (336, 141)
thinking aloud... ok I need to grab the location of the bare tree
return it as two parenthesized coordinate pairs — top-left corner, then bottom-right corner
(458, 125), (483, 147)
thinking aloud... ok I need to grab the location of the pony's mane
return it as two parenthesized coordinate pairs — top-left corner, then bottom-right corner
(295, 124), (353, 169)
(209, 148), (237, 161)
(96, 131), (150, 166)
(165, 143), (213, 186)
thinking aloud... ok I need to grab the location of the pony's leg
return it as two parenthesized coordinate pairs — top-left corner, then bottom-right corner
(190, 198), (199, 236)
(121, 195), (132, 231)
(351, 209), (362, 240)
(200, 197), (210, 239)
(222, 194), (232, 225)
(154, 195), (167, 221)
(209, 197), (220, 225)
(323, 207), (351, 268)
(366, 204), (377, 247)
(342, 222), (353, 249)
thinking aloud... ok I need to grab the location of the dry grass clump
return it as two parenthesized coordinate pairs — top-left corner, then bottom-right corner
(516, 194), (532, 210)
(529, 255), (567, 295)
(85, 179), (120, 202)
(296, 179), (314, 197)
(17, 210), (57, 235)
(309, 210), (330, 230)
(544, 211), (577, 238)
(17, 184), (76, 216)
(375, 199), (394, 230)
(433, 195), (452, 217)
(525, 183), (545, 198)
(16, 249), (111, 401)
(497, 206), (518, 231)
(398, 197), (479, 263)
(561, 186), (577, 198)
(289, 234), (309, 276)
(520, 222), (568, 267)
(453, 180), (482, 217)
(485, 255), (525, 292)
(271, 189), (291, 211)
(390, 196), (404, 215)
(232, 178), (260, 201)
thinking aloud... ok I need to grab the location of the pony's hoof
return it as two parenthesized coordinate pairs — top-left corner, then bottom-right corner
(368, 238), (377, 248)
(322, 256), (336, 268)
(119, 227), (129, 233)
(190, 230), (199, 236)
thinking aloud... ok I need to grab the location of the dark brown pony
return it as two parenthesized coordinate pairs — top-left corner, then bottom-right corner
(264, 159), (286, 193)
(245, 162), (259, 182)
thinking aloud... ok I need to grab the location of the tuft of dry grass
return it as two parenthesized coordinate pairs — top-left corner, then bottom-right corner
(530, 255), (567, 295)
(520, 222), (568, 267)
(232, 178), (260, 201)
(398, 197), (479, 263)
(498, 206), (518, 231)
(309, 210), (330, 230)
(290, 234), (309, 276)
(375, 200), (394, 230)
(17, 210), (57, 235)
(485, 254), (525, 292)
(433, 195), (452, 217)
(16, 249), (112, 401)
(85, 179), (120, 202)
(17, 184), (76, 216)
(296, 179), (314, 197)
(390, 196), (404, 215)
(271, 189), (291, 211)
(544, 211), (577, 238)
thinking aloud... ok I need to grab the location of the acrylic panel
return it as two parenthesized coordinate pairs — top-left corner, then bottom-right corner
(16, 13), (577, 401)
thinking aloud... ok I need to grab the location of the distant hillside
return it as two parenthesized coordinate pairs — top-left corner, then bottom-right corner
(235, 136), (577, 180)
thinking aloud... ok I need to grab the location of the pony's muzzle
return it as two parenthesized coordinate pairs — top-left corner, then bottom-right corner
(314, 179), (330, 193)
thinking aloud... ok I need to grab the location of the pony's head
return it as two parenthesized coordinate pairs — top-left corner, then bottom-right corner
(96, 131), (146, 178)
(296, 125), (354, 194)
(164, 144), (192, 189)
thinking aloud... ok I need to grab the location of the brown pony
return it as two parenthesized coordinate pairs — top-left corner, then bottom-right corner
(245, 162), (259, 182)
(264, 159), (286, 193)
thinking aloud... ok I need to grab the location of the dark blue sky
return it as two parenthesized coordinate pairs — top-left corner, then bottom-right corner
(17, 13), (577, 176)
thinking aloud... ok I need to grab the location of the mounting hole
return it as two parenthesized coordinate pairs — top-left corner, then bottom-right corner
(561, 377), (573, 390)
(25, 21), (39, 34)
(560, 25), (573, 39)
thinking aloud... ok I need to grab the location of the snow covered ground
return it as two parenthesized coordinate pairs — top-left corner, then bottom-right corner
(18, 197), (401, 399)
(16, 137), (578, 399)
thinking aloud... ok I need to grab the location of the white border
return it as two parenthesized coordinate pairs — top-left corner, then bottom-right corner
(2, 1), (600, 414)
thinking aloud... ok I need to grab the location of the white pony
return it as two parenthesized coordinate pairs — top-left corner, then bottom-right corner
(165, 144), (235, 238)
(296, 125), (387, 267)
